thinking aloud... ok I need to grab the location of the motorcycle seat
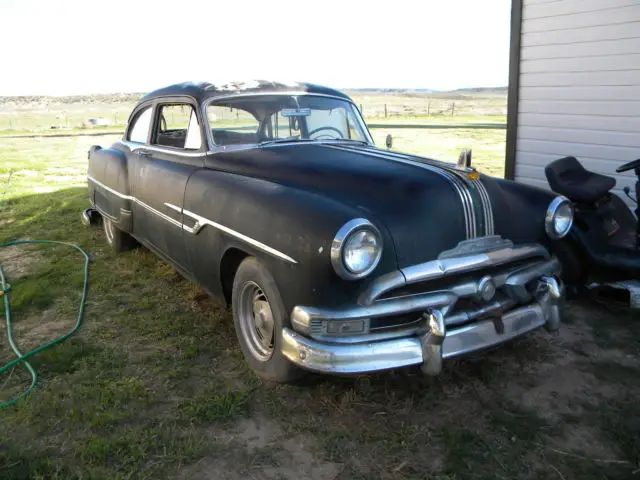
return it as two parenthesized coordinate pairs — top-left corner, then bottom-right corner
(545, 156), (616, 203)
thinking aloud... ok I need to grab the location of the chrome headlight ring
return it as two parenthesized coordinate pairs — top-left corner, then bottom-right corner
(331, 218), (383, 280)
(545, 196), (574, 240)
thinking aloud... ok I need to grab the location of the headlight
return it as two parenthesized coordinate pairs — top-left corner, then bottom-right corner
(545, 196), (574, 239)
(331, 218), (383, 280)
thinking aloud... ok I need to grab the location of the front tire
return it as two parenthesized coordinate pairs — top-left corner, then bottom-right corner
(232, 257), (304, 383)
(103, 217), (137, 253)
(551, 239), (587, 285)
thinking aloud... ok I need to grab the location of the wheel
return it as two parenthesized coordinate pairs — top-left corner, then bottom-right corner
(102, 216), (137, 253)
(551, 239), (587, 285)
(232, 257), (305, 383)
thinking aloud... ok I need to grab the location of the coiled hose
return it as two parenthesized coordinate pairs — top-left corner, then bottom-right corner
(0, 240), (89, 408)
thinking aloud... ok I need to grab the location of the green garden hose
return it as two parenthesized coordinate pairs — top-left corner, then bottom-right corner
(0, 240), (89, 408)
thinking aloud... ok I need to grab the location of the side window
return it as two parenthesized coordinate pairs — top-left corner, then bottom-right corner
(127, 106), (153, 143)
(207, 105), (260, 146)
(154, 104), (201, 150)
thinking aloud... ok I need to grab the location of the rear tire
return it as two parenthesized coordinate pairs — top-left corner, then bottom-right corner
(232, 257), (305, 383)
(103, 217), (137, 253)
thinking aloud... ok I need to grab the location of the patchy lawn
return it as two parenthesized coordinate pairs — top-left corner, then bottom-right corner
(0, 135), (638, 479)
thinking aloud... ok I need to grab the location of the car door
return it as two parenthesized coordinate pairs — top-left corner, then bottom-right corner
(127, 100), (206, 273)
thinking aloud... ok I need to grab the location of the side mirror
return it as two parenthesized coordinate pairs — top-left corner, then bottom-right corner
(457, 149), (472, 169)
(385, 134), (393, 149)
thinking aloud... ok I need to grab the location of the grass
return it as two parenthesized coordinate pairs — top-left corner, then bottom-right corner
(0, 99), (638, 478)
(0, 91), (507, 177)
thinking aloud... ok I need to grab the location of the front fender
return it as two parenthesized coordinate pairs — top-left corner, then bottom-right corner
(183, 169), (398, 316)
(484, 176), (558, 248)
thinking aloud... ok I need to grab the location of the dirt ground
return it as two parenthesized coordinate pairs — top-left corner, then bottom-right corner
(171, 299), (640, 480)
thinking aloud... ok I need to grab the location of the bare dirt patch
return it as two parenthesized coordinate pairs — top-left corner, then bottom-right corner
(179, 418), (341, 480)
(12, 308), (73, 352)
(231, 417), (283, 452)
(503, 321), (619, 420)
(0, 244), (39, 280)
(260, 436), (342, 480)
(554, 424), (620, 461)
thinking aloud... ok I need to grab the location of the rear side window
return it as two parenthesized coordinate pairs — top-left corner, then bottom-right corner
(154, 104), (201, 150)
(127, 106), (153, 143)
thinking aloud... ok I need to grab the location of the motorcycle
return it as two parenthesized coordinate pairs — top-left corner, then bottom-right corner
(545, 156), (640, 309)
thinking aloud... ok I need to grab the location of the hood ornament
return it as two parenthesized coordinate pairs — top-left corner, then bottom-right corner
(457, 148), (472, 169)
(457, 148), (479, 179)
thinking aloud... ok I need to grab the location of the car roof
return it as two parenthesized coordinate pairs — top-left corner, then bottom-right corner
(138, 80), (352, 104)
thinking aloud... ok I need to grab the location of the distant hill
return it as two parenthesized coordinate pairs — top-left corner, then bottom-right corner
(343, 86), (507, 97)
(345, 88), (438, 94)
(0, 87), (507, 106)
(450, 86), (508, 95)
(0, 93), (144, 106)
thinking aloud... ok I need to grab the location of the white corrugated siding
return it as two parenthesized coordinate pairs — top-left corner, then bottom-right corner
(515, 0), (640, 205)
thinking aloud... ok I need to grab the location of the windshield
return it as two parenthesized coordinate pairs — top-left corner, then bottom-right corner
(205, 95), (372, 147)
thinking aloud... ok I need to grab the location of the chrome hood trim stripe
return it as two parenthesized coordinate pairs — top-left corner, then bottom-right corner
(324, 144), (495, 237)
(321, 144), (477, 239)
(372, 146), (495, 236)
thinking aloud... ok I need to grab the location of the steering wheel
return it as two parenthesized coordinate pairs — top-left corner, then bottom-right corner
(617, 158), (640, 173)
(308, 126), (344, 140)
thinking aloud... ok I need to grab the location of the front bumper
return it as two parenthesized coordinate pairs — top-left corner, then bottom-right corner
(281, 240), (564, 375)
(282, 287), (561, 374)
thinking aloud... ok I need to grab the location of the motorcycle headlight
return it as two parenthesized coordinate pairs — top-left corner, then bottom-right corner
(545, 196), (574, 239)
(331, 219), (383, 280)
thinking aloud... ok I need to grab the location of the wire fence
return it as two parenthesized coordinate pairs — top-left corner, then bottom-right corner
(0, 96), (507, 134)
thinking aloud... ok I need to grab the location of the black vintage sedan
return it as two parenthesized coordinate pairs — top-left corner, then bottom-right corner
(84, 80), (569, 382)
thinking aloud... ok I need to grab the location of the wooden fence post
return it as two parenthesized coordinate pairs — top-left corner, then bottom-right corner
(360, 104), (363, 115)
(427, 101), (431, 116)
(384, 104), (387, 118)
(451, 102), (455, 116)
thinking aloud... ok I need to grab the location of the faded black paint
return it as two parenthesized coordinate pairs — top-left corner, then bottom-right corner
(88, 83), (561, 319)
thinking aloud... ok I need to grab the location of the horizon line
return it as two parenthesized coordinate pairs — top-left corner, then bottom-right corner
(0, 85), (509, 99)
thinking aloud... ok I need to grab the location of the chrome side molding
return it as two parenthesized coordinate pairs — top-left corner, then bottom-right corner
(87, 173), (297, 264)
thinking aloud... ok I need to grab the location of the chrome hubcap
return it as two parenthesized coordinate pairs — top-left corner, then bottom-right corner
(238, 281), (275, 361)
(104, 219), (115, 244)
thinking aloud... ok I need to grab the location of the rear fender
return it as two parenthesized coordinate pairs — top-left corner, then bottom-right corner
(88, 145), (133, 232)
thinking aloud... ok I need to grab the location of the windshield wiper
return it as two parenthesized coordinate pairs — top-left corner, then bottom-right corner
(259, 137), (316, 146)
(327, 138), (369, 145)
(259, 137), (370, 146)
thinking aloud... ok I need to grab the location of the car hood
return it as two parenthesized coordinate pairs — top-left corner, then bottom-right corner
(208, 142), (551, 268)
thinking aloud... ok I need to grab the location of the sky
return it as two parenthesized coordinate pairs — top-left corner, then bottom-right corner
(0, 0), (512, 96)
